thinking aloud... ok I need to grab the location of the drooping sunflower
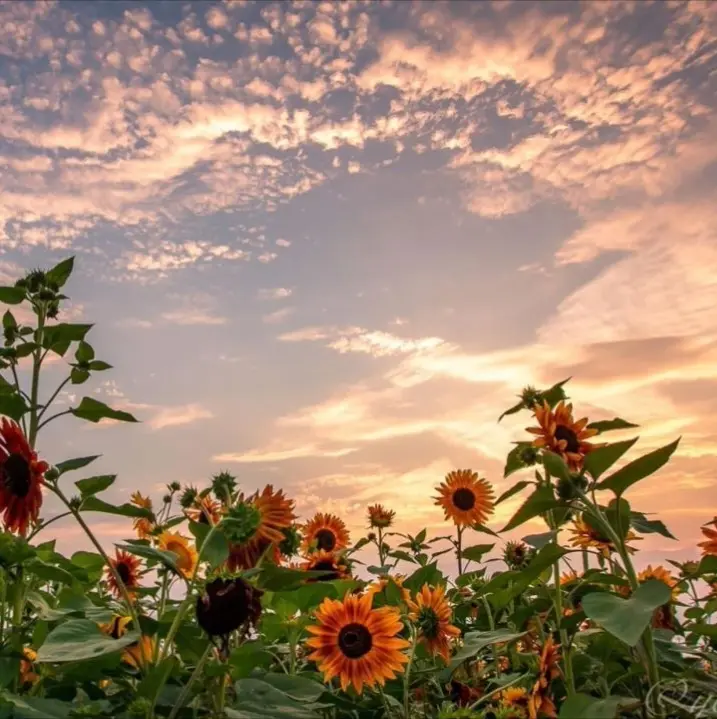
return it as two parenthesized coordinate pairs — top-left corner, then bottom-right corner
(698, 519), (717, 556)
(158, 531), (198, 578)
(186, 495), (223, 526)
(435, 470), (495, 527)
(367, 504), (396, 529)
(302, 512), (350, 554)
(105, 549), (142, 598)
(527, 637), (561, 719)
(567, 515), (640, 557)
(407, 584), (461, 663)
(0, 418), (48, 536)
(306, 592), (410, 694)
(226, 485), (295, 571)
(19, 647), (38, 686)
(196, 576), (263, 638)
(302, 550), (349, 582)
(526, 400), (600, 471)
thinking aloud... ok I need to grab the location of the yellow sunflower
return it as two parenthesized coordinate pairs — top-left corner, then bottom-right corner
(306, 592), (410, 694)
(526, 400), (600, 471)
(99, 615), (154, 669)
(302, 512), (350, 554)
(367, 504), (396, 529)
(302, 550), (349, 581)
(158, 531), (199, 578)
(567, 515), (640, 557)
(19, 647), (38, 686)
(501, 686), (529, 715)
(130, 492), (155, 539)
(527, 637), (561, 719)
(408, 584), (461, 663)
(637, 565), (681, 600)
(435, 470), (495, 527)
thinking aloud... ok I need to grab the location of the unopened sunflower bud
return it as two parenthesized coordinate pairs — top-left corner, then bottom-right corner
(520, 385), (543, 409)
(279, 525), (302, 558)
(68, 496), (82, 510)
(44, 466), (60, 483)
(179, 485), (198, 508)
(162, 494), (172, 504)
(168, 481), (181, 492)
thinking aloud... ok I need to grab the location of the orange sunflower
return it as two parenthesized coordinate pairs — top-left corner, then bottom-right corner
(99, 616), (154, 669)
(302, 550), (349, 581)
(528, 637), (561, 719)
(435, 470), (494, 527)
(105, 549), (142, 598)
(19, 647), (39, 686)
(367, 575), (411, 605)
(501, 686), (530, 716)
(186, 495), (223, 525)
(130, 491), (155, 540)
(306, 592), (410, 694)
(302, 512), (350, 554)
(158, 531), (198, 578)
(0, 418), (48, 536)
(559, 570), (581, 587)
(408, 584), (461, 663)
(698, 518), (717, 556)
(227, 485), (295, 571)
(526, 400), (600, 471)
(568, 515), (640, 557)
(367, 504), (396, 529)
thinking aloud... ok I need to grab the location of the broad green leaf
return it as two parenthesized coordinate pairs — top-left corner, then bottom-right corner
(117, 543), (179, 574)
(605, 498), (631, 540)
(259, 674), (326, 702)
(583, 438), (639, 481)
(70, 551), (106, 580)
(697, 556), (717, 575)
(14, 343), (37, 359)
(582, 580), (672, 647)
(88, 360), (112, 371)
(0, 287), (26, 305)
(55, 455), (100, 475)
(0, 374), (15, 394)
(75, 340), (95, 363)
(388, 550), (416, 564)
(3, 696), (72, 719)
(37, 618), (139, 662)
(0, 393), (29, 421)
(501, 484), (561, 532)
(495, 480), (531, 505)
(137, 656), (178, 703)
(2, 310), (16, 329)
(598, 438), (680, 496)
(45, 256), (75, 288)
(229, 643), (274, 679)
(71, 397), (138, 423)
(403, 562), (442, 592)
(523, 530), (557, 549)
(80, 496), (152, 518)
(446, 629), (526, 673)
(75, 474), (116, 497)
(630, 512), (677, 540)
(460, 544), (494, 562)
(559, 693), (636, 719)
(189, 521), (229, 568)
(70, 368), (89, 385)
(26, 558), (75, 586)
(232, 678), (323, 718)
(41, 323), (93, 356)
(542, 451), (571, 481)
(587, 418), (639, 433)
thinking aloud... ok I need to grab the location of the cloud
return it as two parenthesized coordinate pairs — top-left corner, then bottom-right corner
(262, 307), (295, 325)
(257, 287), (293, 301)
(148, 403), (214, 430)
(161, 309), (227, 326)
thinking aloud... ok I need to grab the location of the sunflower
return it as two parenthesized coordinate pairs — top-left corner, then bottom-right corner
(435, 470), (495, 527)
(99, 615), (153, 669)
(302, 550), (349, 581)
(302, 512), (350, 554)
(306, 592), (410, 694)
(129, 491), (155, 539)
(501, 686), (530, 715)
(186, 495), (223, 525)
(19, 647), (38, 686)
(196, 576), (263, 638)
(158, 531), (198, 578)
(526, 400), (600, 471)
(408, 584), (461, 663)
(504, 541), (532, 570)
(130, 491), (152, 509)
(0, 418), (48, 536)
(527, 637), (561, 719)
(105, 549), (142, 598)
(698, 519), (717, 556)
(226, 485), (295, 571)
(367, 504), (396, 529)
(367, 575), (411, 605)
(567, 515), (640, 557)
(637, 565), (681, 600)
(559, 570), (581, 586)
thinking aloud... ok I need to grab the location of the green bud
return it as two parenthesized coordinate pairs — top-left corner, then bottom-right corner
(169, 481), (181, 492)
(44, 466), (60, 483)
(179, 486), (199, 509)
(279, 525), (302, 558)
(221, 501), (261, 544)
(520, 385), (543, 409)
(211, 470), (237, 499)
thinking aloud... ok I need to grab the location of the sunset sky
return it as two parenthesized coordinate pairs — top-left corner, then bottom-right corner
(1, 0), (716, 570)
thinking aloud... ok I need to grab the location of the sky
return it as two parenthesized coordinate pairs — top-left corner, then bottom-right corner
(1, 0), (717, 570)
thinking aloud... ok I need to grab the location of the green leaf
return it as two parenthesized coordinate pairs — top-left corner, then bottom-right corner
(37, 618), (139, 662)
(403, 562), (443, 592)
(587, 418), (639, 433)
(259, 674), (327, 703)
(504, 444), (532, 478)
(523, 531), (557, 549)
(75, 474), (116, 497)
(0, 287), (26, 305)
(495, 480), (531, 505)
(0, 393), (29, 421)
(559, 694), (636, 719)
(41, 323), (93, 356)
(189, 521), (229, 569)
(541, 377), (570, 406)
(75, 340), (95, 363)
(137, 656), (178, 703)
(630, 512), (677, 540)
(605, 498), (631, 540)
(498, 399), (524, 422)
(446, 629), (526, 674)
(55, 455), (100, 475)
(80, 496), (152, 518)
(583, 438), (639, 481)
(460, 544), (494, 562)
(501, 484), (561, 532)
(257, 564), (331, 591)
(45, 256), (75, 288)
(542, 451), (571, 481)
(71, 397), (138, 423)
(14, 343), (37, 359)
(70, 551), (106, 579)
(388, 550), (416, 564)
(229, 643), (274, 679)
(88, 360), (112, 371)
(3, 696), (72, 719)
(0, 374), (15, 394)
(582, 580), (672, 647)
(26, 558), (76, 585)
(2, 310), (16, 329)
(117, 543), (179, 574)
(70, 367), (90, 385)
(598, 438), (680, 496)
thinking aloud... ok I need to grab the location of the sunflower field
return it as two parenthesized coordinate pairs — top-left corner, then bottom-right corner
(0, 257), (716, 719)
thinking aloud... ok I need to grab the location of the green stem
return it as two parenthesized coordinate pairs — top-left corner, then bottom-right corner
(168, 643), (213, 719)
(36, 409), (72, 432)
(469, 672), (530, 710)
(581, 549), (590, 574)
(28, 306), (46, 448)
(9, 363), (28, 436)
(480, 595), (501, 678)
(36, 376), (71, 423)
(552, 557), (575, 695)
(403, 627), (417, 719)
(456, 526), (464, 576)
(27, 512), (73, 541)
(378, 527), (385, 567)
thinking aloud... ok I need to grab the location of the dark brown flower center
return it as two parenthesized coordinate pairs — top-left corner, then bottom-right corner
(555, 425), (580, 453)
(418, 607), (440, 639)
(452, 488), (476, 511)
(315, 528), (336, 551)
(116, 561), (132, 584)
(338, 623), (372, 659)
(3, 453), (31, 498)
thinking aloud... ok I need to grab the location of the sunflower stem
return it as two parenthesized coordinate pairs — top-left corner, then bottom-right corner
(36, 375), (71, 424)
(377, 527), (386, 567)
(456, 526), (464, 576)
(168, 642), (213, 719)
(9, 362), (28, 436)
(28, 304), (46, 449)
(403, 626), (417, 719)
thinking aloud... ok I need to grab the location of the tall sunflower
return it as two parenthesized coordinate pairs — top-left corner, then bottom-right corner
(698, 518), (717, 556)
(367, 504), (395, 529)
(526, 400), (600, 471)
(158, 531), (198, 578)
(306, 592), (410, 694)
(226, 485), (295, 571)
(302, 512), (350, 554)
(527, 637), (561, 719)
(568, 515), (640, 557)
(302, 550), (349, 582)
(408, 584), (461, 663)
(435, 470), (495, 527)
(105, 549), (142, 598)
(0, 418), (48, 536)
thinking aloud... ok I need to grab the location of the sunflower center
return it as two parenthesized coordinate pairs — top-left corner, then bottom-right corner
(452, 488), (476, 511)
(3, 453), (32, 498)
(116, 561), (132, 584)
(315, 528), (337, 551)
(554, 425), (580, 453)
(338, 623), (372, 659)
(418, 607), (440, 639)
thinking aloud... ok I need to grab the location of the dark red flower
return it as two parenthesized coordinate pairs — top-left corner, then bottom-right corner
(0, 419), (48, 536)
